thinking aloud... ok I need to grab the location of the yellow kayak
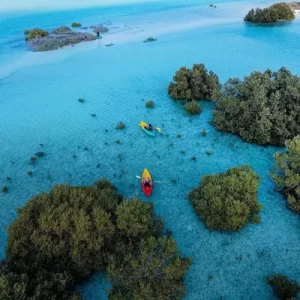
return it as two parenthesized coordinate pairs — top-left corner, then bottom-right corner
(141, 168), (153, 196)
(139, 121), (155, 136)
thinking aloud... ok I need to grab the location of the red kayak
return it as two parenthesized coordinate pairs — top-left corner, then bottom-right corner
(141, 168), (153, 197)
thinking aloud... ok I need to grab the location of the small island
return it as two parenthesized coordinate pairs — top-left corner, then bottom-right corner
(244, 2), (295, 23)
(24, 26), (97, 52)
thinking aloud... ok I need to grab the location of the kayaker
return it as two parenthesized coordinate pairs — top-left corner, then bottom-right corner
(96, 31), (100, 38)
(143, 178), (152, 187)
(145, 124), (153, 131)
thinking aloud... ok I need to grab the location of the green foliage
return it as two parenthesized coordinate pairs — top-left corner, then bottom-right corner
(71, 22), (82, 28)
(271, 136), (300, 214)
(0, 261), (81, 300)
(266, 274), (300, 299)
(185, 100), (201, 115)
(116, 121), (126, 129)
(116, 199), (163, 240)
(213, 67), (300, 145)
(168, 63), (220, 101)
(107, 236), (192, 300)
(6, 180), (121, 280)
(145, 100), (155, 108)
(25, 28), (49, 41)
(244, 3), (295, 23)
(2, 180), (190, 300)
(188, 166), (262, 231)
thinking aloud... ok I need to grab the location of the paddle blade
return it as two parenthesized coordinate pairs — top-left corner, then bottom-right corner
(156, 127), (161, 132)
(136, 175), (142, 179)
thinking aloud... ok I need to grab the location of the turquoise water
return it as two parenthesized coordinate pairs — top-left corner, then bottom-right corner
(1, 1), (300, 299)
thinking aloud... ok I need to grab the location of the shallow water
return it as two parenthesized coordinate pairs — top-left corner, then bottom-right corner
(1, 1), (300, 299)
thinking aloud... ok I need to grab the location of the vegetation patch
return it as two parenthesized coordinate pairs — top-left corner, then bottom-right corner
(185, 100), (201, 115)
(244, 3), (295, 23)
(24, 28), (49, 41)
(266, 274), (300, 299)
(0, 180), (191, 299)
(144, 36), (157, 42)
(168, 63), (220, 101)
(271, 136), (300, 214)
(145, 100), (155, 108)
(188, 166), (262, 231)
(116, 121), (126, 129)
(213, 67), (300, 145)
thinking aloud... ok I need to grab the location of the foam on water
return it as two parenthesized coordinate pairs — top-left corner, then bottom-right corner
(1, 1), (300, 299)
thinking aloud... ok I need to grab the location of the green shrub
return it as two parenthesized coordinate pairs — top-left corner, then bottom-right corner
(145, 100), (154, 108)
(116, 121), (126, 129)
(213, 67), (300, 145)
(244, 3), (295, 23)
(188, 166), (262, 231)
(0, 262), (81, 300)
(271, 136), (300, 214)
(2, 180), (190, 300)
(116, 199), (163, 240)
(168, 63), (220, 101)
(266, 274), (300, 299)
(71, 22), (82, 28)
(25, 28), (49, 41)
(107, 236), (191, 300)
(6, 180), (121, 280)
(185, 100), (201, 115)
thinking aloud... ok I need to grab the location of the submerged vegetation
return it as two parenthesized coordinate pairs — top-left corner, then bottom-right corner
(271, 136), (300, 214)
(189, 166), (261, 231)
(244, 3), (295, 23)
(116, 121), (126, 129)
(266, 274), (300, 299)
(168, 64), (220, 101)
(145, 100), (155, 108)
(0, 180), (191, 299)
(213, 67), (300, 145)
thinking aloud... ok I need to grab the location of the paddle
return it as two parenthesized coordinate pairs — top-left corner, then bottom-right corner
(136, 175), (161, 183)
(155, 127), (161, 132)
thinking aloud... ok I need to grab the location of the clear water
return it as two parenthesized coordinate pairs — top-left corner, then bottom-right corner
(1, 1), (300, 299)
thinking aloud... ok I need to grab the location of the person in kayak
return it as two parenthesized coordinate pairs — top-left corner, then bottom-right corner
(145, 124), (153, 131)
(96, 31), (100, 38)
(143, 178), (152, 187)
